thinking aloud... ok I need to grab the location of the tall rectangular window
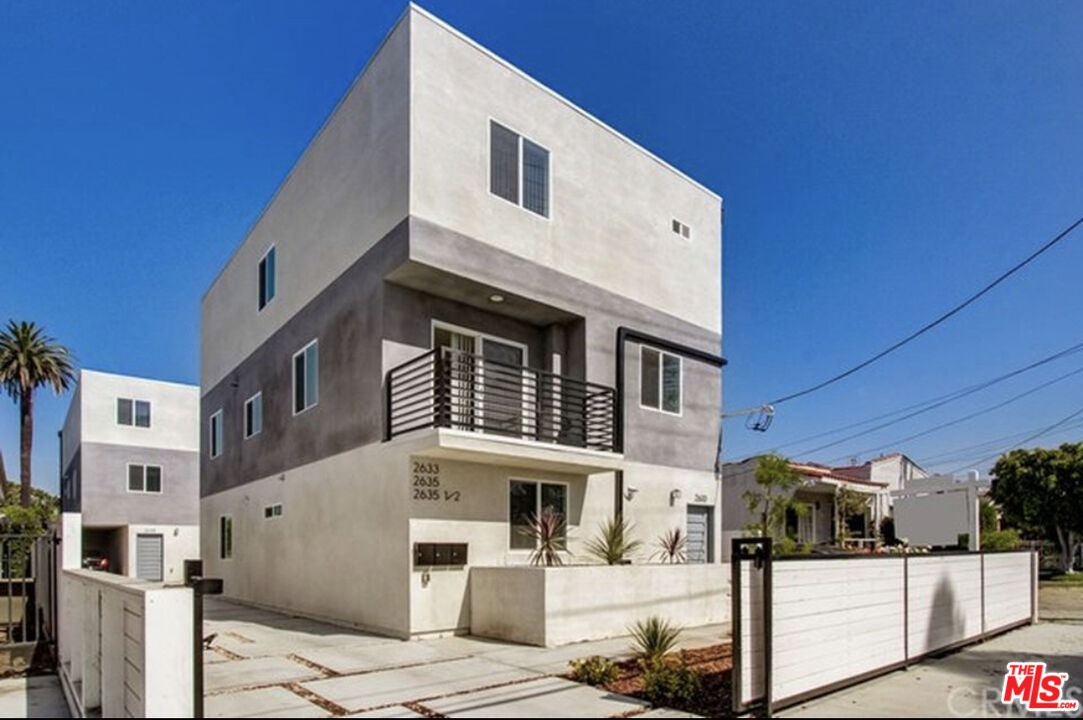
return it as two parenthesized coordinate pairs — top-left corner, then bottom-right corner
(258, 246), (276, 311)
(210, 410), (223, 459)
(489, 121), (550, 218)
(244, 392), (262, 438)
(219, 515), (233, 560)
(522, 138), (549, 217)
(117, 398), (133, 425)
(134, 400), (151, 428)
(509, 479), (567, 551)
(293, 340), (319, 414)
(640, 346), (682, 415)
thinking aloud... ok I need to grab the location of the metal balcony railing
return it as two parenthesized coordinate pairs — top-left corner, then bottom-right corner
(386, 348), (617, 453)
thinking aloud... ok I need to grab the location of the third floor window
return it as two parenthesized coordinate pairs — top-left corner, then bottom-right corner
(258, 246), (276, 311)
(490, 121), (550, 218)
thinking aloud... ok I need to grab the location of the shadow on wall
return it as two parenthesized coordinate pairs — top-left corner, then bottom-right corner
(925, 573), (966, 656)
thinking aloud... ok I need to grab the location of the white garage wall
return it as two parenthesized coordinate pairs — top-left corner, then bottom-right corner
(735, 550), (1036, 712)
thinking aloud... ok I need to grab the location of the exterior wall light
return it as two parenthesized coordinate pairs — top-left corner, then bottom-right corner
(488, 294), (505, 303)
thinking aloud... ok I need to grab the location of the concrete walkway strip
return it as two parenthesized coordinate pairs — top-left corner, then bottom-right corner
(204, 655), (324, 694)
(0, 675), (71, 719)
(301, 656), (543, 713)
(296, 639), (472, 675)
(205, 685), (328, 718)
(422, 676), (649, 718)
(345, 707), (427, 718)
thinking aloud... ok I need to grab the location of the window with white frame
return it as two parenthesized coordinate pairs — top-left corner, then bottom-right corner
(219, 515), (233, 559)
(293, 340), (318, 414)
(509, 479), (567, 551)
(117, 398), (151, 427)
(671, 218), (691, 239)
(263, 503), (283, 519)
(209, 409), (223, 458)
(244, 392), (263, 439)
(258, 246), (276, 311)
(490, 121), (550, 218)
(127, 464), (162, 493)
(640, 346), (682, 415)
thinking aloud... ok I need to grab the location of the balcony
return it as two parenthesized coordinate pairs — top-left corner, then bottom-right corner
(386, 349), (620, 472)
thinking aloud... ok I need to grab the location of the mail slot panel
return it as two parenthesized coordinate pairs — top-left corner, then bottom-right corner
(414, 542), (468, 568)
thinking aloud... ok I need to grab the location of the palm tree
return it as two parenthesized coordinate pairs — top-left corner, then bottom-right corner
(0, 321), (76, 507)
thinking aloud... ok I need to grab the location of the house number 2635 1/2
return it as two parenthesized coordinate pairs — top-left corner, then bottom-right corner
(411, 460), (460, 503)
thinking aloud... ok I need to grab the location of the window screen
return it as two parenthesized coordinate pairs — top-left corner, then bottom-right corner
(490, 122), (519, 204)
(641, 347), (660, 409)
(522, 138), (549, 217)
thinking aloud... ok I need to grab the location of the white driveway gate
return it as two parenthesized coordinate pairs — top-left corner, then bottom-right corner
(731, 539), (1038, 715)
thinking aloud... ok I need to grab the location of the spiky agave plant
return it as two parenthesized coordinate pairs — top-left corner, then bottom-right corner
(584, 516), (642, 565)
(652, 527), (687, 564)
(518, 507), (567, 566)
(629, 616), (682, 662)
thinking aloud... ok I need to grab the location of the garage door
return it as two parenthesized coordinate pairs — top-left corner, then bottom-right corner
(686, 505), (714, 563)
(135, 534), (163, 582)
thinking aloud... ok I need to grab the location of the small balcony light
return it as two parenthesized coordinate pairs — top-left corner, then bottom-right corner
(488, 293), (505, 303)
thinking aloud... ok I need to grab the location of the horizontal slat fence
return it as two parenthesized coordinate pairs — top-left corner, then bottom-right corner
(733, 546), (1036, 714)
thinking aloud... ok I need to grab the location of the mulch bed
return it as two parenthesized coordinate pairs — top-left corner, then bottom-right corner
(569, 643), (734, 717)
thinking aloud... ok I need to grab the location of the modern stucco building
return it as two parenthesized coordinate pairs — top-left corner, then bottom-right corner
(59, 370), (200, 583)
(200, 5), (724, 641)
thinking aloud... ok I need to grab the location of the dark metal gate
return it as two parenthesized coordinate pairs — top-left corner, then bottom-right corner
(0, 533), (44, 647)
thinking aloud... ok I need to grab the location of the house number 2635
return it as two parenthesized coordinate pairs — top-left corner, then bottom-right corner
(411, 461), (460, 503)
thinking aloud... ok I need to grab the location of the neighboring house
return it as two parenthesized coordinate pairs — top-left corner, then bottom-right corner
(59, 370), (200, 583)
(722, 457), (888, 553)
(892, 474), (989, 550)
(832, 452), (929, 519)
(199, 5), (724, 641)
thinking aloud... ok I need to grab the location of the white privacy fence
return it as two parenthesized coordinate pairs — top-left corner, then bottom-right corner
(58, 569), (193, 718)
(732, 542), (1037, 715)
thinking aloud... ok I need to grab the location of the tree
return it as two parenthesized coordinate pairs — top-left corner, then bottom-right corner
(991, 442), (1083, 573)
(835, 487), (870, 543)
(742, 454), (807, 540)
(0, 321), (76, 507)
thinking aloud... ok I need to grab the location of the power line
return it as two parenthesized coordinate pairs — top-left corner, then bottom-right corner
(920, 417), (1083, 467)
(762, 339), (1083, 453)
(764, 339), (1083, 458)
(769, 214), (1083, 405)
(828, 364), (1083, 463)
(946, 403), (1083, 475)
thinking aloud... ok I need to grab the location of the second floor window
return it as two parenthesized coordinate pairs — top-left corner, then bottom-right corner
(641, 346), (682, 415)
(490, 121), (550, 218)
(244, 392), (263, 438)
(209, 410), (223, 458)
(258, 246), (276, 310)
(293, 340), (319, 414)
(127, 464), (162, 493)
(117, 398), (151, 428)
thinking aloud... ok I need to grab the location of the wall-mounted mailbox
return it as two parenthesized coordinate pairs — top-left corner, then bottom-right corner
(414, 542), (468, 568)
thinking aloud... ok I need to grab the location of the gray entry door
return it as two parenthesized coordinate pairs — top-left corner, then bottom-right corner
(686, 505), (714, 563)
(135, 533), (163, 582)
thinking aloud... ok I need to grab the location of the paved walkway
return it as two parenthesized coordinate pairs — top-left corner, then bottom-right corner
(780, 622), (1083, 718)
(203, 597), (725, 718)
(0, 674), (71, 718)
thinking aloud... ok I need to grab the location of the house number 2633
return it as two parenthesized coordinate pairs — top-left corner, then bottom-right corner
(411, 461), (460, 503)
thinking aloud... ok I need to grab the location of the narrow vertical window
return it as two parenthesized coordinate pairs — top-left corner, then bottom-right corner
(210, 410), (223, 458)
(144, 465), (162, 493)
(117, 398), (133, 426)
(134, 400), (151, 428)
(489, 121), (519, 203)
(244, 392), (263, 438)
(640, 347), (660, 410)
(219, 515), (233, 559)
(662, 354), (682, 414)
(258, 246), (276, 311)
(522, 138), (549, 217)
(293, 340), (318, 414)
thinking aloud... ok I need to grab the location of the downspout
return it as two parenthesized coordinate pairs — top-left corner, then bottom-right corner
(613, 326), (727, 519)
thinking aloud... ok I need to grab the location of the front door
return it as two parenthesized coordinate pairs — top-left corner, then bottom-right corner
(481, 338), (527, 437)
(686, 505), (714, 563)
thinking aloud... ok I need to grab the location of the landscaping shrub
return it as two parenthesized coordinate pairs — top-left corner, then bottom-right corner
(629, 616), (681, 661)
(652, 527), (687, 563)
(775, 536), (812, 556)
(639, 654), (704, 707)
(585, 516), (642, 565)
(982, 528), (1023, 551)
(568, 655), (619, 686)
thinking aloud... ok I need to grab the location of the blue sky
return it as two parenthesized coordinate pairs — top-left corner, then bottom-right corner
(2, 1), (1081, 494)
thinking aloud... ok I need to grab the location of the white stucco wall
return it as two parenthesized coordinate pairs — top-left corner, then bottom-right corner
(74, 370), (199, 452)
(471, 564), (730, 647)
(409, 8), (721, 335)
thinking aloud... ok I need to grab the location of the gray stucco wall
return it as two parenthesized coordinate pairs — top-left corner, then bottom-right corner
(202, 216), (722, 498)
(79, 442), (199, 527)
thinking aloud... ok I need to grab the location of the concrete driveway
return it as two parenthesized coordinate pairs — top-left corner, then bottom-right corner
(202, 597), (725, 718)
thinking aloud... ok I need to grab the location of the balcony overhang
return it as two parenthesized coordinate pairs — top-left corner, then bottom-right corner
(386, 427), (624, 475)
